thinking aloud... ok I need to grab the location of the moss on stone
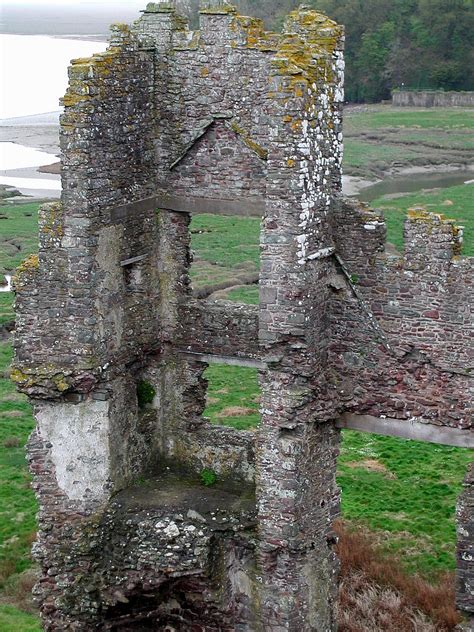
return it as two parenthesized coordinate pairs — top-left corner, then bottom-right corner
(200, 468), (217, 487)
(16, 254), (39, 275)
(14, 254), (39, 289)
(268, 8), (343, 95)
(200, 2), (237, 16)
(229, 14), (279, 51)
(61, 93), (92, 108)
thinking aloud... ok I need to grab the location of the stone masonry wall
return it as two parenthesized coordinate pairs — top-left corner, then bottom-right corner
(257, 8), (345, 629)
(13, 1), (472, 630)
(177, 299), (259, 359)
(13, 4), (348, 630)
(13, 25), (157, 397)
(167, 119), (268, 211)
(457, 463), (474, 630)
(393, 89), (474, 107)
(330, 199), (473, 430)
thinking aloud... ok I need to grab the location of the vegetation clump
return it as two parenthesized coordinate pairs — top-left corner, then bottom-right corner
(200, 468), (218, 486)
(136, 380), (156, 408)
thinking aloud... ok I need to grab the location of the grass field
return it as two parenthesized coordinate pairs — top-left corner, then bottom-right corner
(345, 107), (474, 132)
(0, 203), (38, 276)
(0, 294), (14, 328)
(344, 106), (474, 177)
(0, 340), (38, 629)
(0, 106), (473, 625)
(0, 605), (41, 632)
(191, 214), (260, 289)
(203, 365), (472, 579)
(372, 182), (474, 255)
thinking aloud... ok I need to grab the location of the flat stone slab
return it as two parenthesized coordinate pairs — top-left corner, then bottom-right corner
(112, 471), (256, 528)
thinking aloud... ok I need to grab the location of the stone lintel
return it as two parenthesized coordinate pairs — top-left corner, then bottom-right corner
(109, 196), (158, 223)
(179, 351), (265, 369)
(107, 194), (265, 220)
(156, 192), (265, 217)
(338, 413), (474, 448)
(120, 254), (149, 267)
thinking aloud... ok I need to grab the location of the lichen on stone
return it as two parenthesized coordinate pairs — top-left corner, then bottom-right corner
(14, 254), (39, 289)
(230, 121), (268, 160)
(40, 201), (64, 239)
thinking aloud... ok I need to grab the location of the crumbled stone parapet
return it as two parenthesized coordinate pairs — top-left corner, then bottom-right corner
(405, 206), (465, 264)
(331, 197), (473, 429)
(144, 1), (176, 12)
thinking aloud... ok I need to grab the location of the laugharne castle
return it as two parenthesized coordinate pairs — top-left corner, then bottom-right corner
(11, 1), (473, 629)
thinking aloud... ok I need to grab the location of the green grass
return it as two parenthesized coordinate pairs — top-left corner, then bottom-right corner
(338, 431), (473, 578)
(204, 364), (472, 576)
(204, 364), (260, 430)
(0, 605), (41, 632)
(0, 342), (37, 582)
(225, 285), (259, 305)
(0, 294), (14, 327)
(0, 203), (39, 276)
(190, 214), (260, 288)
(344, 106), (474, 133)
(343, 106), (474, 175)
(343, 139), (426, 169)
(373, 182), (474, 254)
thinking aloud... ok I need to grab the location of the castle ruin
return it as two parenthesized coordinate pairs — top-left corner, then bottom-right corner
(12, 1), (473, 629)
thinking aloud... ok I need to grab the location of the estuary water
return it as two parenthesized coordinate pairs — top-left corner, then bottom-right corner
(0, 34), (107, 119)
(0, 34), (106, 194)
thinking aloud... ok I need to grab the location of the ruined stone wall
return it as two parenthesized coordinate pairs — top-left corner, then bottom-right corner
(177, 299), (259, 359)
(256, 9), (345, 628)
(13, 2), (472, 630)
(13, 4), (348, 630)
(13, 25), (158, 396)
(139, 5), (276, 204)
(330, 199), (473, 430)
(393, 89), (474, 107)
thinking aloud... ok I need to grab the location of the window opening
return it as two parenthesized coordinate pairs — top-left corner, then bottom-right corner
(203, 364), (260, 431)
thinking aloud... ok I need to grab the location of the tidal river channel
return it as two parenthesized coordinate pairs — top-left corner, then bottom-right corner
(357, 170), (474, 202)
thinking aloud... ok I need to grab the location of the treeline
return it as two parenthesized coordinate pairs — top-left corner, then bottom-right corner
(185, 0), (474, 103)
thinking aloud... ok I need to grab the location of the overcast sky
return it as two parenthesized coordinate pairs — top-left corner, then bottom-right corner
(2, 1), (145, 5)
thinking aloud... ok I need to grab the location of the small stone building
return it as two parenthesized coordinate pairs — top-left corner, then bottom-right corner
(12, 1), (473, 630)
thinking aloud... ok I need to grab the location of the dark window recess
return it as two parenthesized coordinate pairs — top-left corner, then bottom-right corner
(121, 254), (148, 291)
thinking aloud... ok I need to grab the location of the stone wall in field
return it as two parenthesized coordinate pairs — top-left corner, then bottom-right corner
(457, 464), (474, 629)
(392, 89), (474, 107)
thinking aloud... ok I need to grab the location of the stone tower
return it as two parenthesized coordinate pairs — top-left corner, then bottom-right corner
(13, 1), (472, 630)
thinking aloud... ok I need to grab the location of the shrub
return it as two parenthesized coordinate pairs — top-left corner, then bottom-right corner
(200, 468), (217, 487)
(136, 381), (156, 409)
